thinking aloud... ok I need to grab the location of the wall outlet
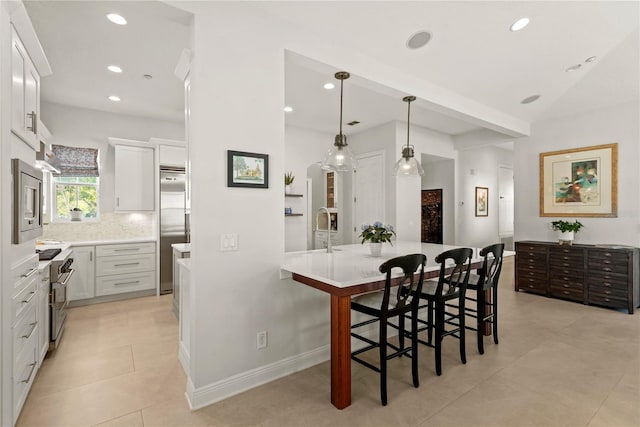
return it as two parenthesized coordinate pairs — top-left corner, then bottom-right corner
(256, 331), (267, 349)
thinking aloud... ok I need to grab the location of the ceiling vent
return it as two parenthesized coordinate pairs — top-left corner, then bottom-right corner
(347, 121), (360, 126)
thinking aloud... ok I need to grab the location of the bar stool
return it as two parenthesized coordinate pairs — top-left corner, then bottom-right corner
(350, 253), (426, 406)
(465, 243), (504, 354)
(409, 247), (473, 376)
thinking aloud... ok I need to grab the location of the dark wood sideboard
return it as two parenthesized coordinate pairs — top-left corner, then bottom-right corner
(515, 241), (640, 314)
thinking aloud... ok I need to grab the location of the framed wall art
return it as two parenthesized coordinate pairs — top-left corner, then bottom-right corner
(475, 186), (488, 217)
(539, 143), (617, 217)
(227, 150), (269, 188)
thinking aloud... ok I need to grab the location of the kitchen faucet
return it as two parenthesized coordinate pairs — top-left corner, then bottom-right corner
(316, 207), (333, 253)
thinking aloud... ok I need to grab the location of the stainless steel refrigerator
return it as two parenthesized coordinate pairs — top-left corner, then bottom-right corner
(160, 167), (188, 294)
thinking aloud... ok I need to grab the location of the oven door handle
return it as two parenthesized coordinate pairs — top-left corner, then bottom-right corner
(58, 268), (75, 286)
(51, 269), (74, 309)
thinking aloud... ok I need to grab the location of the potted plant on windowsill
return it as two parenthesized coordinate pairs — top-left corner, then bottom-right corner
(70, 207), (83, 222)
(284, 171), (295, 194)
(359, 221), (395, 256)
(551, 219), (584, 245)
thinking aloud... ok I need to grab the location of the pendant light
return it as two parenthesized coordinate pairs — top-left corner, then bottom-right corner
(322, 71), (356, 172)
(394, 95), (424, 176)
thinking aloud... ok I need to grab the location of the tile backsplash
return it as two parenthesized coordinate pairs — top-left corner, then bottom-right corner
(42, 212), (154, 242)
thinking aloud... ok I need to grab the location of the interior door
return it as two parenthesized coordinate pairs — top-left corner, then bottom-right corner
(352, 151), (384, 243)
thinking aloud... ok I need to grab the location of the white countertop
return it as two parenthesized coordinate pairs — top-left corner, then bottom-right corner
(172, 243), (191, 253)
(281, 242), (514, 288)
(68, 238), (156, 246)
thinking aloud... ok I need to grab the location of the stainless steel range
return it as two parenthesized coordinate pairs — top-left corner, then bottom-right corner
(48, 249), (74, 350)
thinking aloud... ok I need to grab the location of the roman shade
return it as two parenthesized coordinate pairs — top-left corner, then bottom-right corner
(52, 144), (99, 177)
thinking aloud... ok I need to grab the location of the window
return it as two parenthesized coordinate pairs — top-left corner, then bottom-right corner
(51, 144), (100, 222)
(52, 176), (99, 221)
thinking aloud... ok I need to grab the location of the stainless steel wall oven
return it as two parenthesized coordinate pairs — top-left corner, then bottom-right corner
(12, 158), (43, 243)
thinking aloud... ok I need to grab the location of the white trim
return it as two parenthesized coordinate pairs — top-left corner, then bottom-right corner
(174, 48), (192, 81)
(179, 342), (190, 377)
(186, 344), (330, 410)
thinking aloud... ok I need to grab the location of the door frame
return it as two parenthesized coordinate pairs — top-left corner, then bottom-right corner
(351, 150), (386, 243)
(497, 164), (514, 239)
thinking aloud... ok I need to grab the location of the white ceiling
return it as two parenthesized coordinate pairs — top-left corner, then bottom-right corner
(24, 0), (191, 123)
(23, 1), (639, 143)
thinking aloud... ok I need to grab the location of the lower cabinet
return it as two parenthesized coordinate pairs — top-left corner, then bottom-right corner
(69, 242), (157, 303)
(515, 241), (640, 314)
(68, 246), (95, 301)
(11, 254), (40, 424)
(37, 265), (50, 363)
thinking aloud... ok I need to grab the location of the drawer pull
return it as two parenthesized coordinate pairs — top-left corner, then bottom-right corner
(604, 298), (611, 302)
(563, 284), (569, 288)
(114, 262), (140, 267)
(603, 268), (612, 272)
(604, 282), (611, 287)
(21, 322), (37, 339)
(114, 280), (140, 286)
(563, 291), (569, 295)
(21, 291), (37, 304)
(21, 268), (38, 279)
(114, 248), (140, 252)
(21, 362), (37, 384)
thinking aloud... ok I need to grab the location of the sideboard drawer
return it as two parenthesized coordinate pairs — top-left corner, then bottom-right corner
(548, 284), (583, 302)
(96, 253), (155, 276)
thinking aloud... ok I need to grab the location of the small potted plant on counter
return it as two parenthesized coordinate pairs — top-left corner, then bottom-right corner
(551, 219), (583, 245)
(70, 207), (83, 222)
(359, 221), (395, 256)
(284, 171), (295, 194)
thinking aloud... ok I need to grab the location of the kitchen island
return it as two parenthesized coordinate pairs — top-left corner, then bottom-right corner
(281, 241), (492, 409)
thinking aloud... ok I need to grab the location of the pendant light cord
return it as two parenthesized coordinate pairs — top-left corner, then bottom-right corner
(339, 77), (344, 138)
(406, 98), (411, 150)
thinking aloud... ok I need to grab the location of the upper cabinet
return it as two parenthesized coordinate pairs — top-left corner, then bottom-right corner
(159, 144), (186, 169)
(11, 24), (40, 151)
(114, 145), (155, 211)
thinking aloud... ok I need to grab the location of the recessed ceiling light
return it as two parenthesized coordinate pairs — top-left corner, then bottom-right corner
(106, 13), (127, 25)
(323, 83), (335, 90)
(521, 94), (540, 104)
(108, 95), (121, 102)
(107, 65), (122, 73)
(584, 56), (597, 63)
(143, 74), (153, 79)
(406, 31), (432, 49)
(510, 17), (530, 32)
(566, 64), (582, 72)
(283, 106), (293, 113)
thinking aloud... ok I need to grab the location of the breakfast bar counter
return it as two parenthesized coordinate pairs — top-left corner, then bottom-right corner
(281, 241), (487, 409)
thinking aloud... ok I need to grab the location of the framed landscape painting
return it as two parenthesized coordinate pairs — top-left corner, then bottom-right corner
(475, 187), (488, 217)
(539, 143), (617, 217)
(227, 150), (269, 188)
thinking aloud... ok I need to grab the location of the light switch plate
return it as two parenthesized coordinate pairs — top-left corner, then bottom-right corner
(221, 233), (239, 251)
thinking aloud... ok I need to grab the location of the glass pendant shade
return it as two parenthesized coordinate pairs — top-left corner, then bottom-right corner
(322, 135), (356, 172)
(321, 71), (356, 173)
(394, 149), (425, 176)
(394, 95), (424, 177)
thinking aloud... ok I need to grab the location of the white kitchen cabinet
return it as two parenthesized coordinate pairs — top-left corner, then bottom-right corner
(178, 258), (191, 375)
(37, 264), (50, 363)
(114, 145), (155, 211)
(11, 255), (40, 424)
(95, 242), (156, 297)
(68, 246), (95, 301)
(11, 24), (40, 150)
(172, 244), (190, 317)
(159, 144), (186, 169)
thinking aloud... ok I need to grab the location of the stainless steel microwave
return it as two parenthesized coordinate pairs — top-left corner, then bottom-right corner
(12, 158), (43, 244)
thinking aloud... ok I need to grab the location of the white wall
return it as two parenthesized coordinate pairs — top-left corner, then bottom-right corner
(457, 146), (513, 248)
(284, 125), (331, 251)
(514, 101), (639, 246)
(421, 157), (455, 244)
(40, 102), (183, 239)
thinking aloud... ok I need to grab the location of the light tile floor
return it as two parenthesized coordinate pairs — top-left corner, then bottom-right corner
(17, 258), (640, 426)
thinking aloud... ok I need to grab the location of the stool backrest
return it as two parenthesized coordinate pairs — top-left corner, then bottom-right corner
(479, 243), (505, 291)
(434, 247), (473, 298)
(378, 253), (426, 315)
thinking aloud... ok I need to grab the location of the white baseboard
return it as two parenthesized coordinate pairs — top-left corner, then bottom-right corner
(184, 323), (398, 410)
(186, 344), (330, 410)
